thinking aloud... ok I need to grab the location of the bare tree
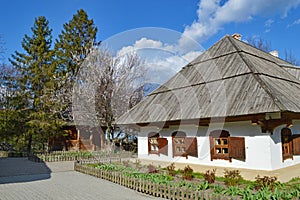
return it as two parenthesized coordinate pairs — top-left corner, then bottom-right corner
(72, 47), (146, 150)
(247, 36), (299, 66)
(247, 36), (272, 53)
(284, 49), (300, 66)
(0, 35), (5, 61)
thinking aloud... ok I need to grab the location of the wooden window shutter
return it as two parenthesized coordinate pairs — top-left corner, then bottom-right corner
(209, 136), (215, 161)
(148, 138), (151, 154)
(229, 137), (245, 160)
(158, 138), (168, 156)
(185, 137), (198, 158)
(292, 135), (300, 155)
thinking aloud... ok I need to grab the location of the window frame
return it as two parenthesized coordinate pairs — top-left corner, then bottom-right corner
(210, 130), (246, 162)
(281, 127), (300, 162)
(172, 131), (198, 159)
(210, 130), (230, 161)
(148, 132), (160, 155)
(148, 132), (168, 156)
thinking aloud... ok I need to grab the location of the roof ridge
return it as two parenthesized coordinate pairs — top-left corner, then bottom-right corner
(227, 35), (293, 65)
(227, 36), (287, 111)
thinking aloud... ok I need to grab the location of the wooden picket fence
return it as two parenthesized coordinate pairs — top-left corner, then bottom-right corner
(0, 151), (27, 158)
(28, 151), (134, 162)
(0, 151), (9, 158)
(74, 162), (235, 200)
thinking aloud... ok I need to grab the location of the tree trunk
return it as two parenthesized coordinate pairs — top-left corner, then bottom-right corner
(100, 130), (106, 149)
(27, 134), (32, 156)
(106, 129), (111, 146)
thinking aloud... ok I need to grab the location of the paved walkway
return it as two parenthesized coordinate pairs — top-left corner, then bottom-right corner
(0, 158), (163, 200)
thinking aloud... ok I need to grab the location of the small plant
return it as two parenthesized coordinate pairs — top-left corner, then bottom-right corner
(197, 181), (210, 190)
(134, 159), (141, 169)
(148, 164), (158, 173)
(213, 184), (225, 194)
(290, 187), (300, 198)
(122, 160), (130, 167)
(255, 175), (278, 191)
(203, 169), (216, 184)
(174, 180), (188, 187)
(167, 162), (176, 176)
(182, 165), (194, 180)
(193, 172), (203, 179)
(240, 185), (254, 200)
(223, 169), (243, 186)
(253, 186), (272, 199)
(221, 186), (243, 198)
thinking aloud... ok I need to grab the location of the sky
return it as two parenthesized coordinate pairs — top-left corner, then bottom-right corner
(1, 0), (300, 84)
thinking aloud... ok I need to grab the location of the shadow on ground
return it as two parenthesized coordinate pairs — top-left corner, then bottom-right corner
(0, 157), (51, 184)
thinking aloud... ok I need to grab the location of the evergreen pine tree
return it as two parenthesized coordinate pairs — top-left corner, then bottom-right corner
(55, 9), (98, 79)
(54, 9), (98, 123)
(9, 16), (61, 154)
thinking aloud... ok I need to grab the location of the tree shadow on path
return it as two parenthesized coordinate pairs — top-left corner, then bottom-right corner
(0, 157), (51, 184)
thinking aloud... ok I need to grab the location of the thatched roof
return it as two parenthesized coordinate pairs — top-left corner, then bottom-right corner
(116, 35), (300, 125)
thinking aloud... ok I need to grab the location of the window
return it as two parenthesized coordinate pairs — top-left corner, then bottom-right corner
(210, 130), (245, 162)
(281, 128), (300, 162)
(172, 131), (198, 159)
(148, 132), (168, 156)
(281, 128), (293, 161)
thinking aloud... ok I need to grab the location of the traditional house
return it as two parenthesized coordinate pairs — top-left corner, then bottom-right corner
(116, 34), (300, 170)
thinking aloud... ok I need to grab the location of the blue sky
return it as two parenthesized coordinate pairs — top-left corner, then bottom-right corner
(1, 0), (300, 83)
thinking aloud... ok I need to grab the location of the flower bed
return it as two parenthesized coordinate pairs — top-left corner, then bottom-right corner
(75, 161), (300, 199)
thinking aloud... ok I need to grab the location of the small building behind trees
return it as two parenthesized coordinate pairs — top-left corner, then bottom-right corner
(48, 124), (106, 151)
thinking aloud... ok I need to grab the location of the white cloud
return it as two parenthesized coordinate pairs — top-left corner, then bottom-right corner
(265, 19), (274, 27)
(134, 37), (163, 49)
(117, 37), (203, 84)
(295, 19), (300, 25)
(264, 29), (271, 33)
(264, 19), (274, 33)
(114, 0), (300, 84)
(294, 18), (300, 25)
(118, 38), (175, 56)
(288, 18), (300, 27)
(179, 0), (300, 48)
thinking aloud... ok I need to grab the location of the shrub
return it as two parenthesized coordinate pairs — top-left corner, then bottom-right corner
(203, 169), (216, 184)
(182, 165), (194, 180)
(148, 164), (158, 173)
(255, 175), (278, 191)
(223, 169), (243, 186)
(122, 160), (130, 167)
(134, 159), (141, 169)
(167, 162), (176, 176)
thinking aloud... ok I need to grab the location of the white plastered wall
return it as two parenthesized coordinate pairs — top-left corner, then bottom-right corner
(137, 120), (300, 170)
